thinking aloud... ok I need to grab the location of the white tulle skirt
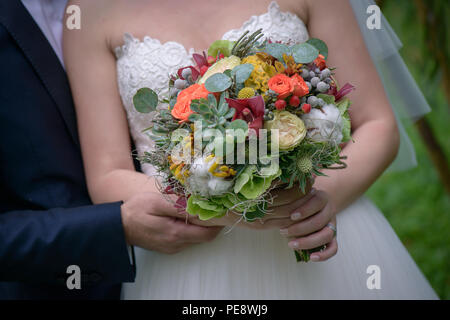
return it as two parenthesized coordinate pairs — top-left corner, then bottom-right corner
(122, 196), (438, 299)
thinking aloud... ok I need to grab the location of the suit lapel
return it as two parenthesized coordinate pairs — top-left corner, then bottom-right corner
(0, 0), (79, 146)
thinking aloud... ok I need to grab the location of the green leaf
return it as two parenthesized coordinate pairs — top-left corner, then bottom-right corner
(170, 128), (189, 142)
(259, 161), (280, 177)
(223, 108), (236, 119)
(317, 94), (336, 105)
(169, 97), (177, 108)
(233, 165), (281, 200)
(262, 43), (291, 61)
(223, 69), (233, 78)
(307, 38), (328, 59)
(204, 73), (233, 92)
(234, 165), (255, 193)
(198, 103), (211, 114)
(337, 98), (352, 142)
(336, 97), (350, 114)
(341, 114), (351, 143)
(231, 64), (254, 83)
(218, 91), (229, 106)
(187, 113), (201, 122)
(244, 202), (267, 222)
(291, 43), (319, 64)
(186, 196), (227, 221)
(207, 93), (217, 109)
(207, 40), (235, 57)
(217, 102), (229, 116)
(226, 119), (248, 131)
(133, 88), (158, 113)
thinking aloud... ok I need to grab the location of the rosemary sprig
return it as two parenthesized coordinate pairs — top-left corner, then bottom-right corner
(231, 28), (264, 57)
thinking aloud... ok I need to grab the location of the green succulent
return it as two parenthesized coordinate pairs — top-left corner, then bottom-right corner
(188, 92), (235, 133)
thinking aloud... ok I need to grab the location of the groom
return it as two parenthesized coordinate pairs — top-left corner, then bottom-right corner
(0, 0), (223, 300)
(0, 0), (336, 300)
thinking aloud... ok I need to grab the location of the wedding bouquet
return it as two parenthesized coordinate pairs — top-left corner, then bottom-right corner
(133, 29), (354, 261)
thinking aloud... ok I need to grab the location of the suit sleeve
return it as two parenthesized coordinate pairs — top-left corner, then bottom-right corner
(0, 202), (136, 285)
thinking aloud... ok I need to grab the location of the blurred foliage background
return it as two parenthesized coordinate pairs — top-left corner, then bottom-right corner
(368, 0), (449, 299)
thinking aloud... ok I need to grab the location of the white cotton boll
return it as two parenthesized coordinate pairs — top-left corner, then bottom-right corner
(186, 155), (233, 197)
(189, 157), (210, 178)
(207, 177), (233, 196)
(302, 104), (344, 145)
(187, 176), (211, 197)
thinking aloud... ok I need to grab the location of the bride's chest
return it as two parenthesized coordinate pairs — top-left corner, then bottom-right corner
(114, 1), (309, 97)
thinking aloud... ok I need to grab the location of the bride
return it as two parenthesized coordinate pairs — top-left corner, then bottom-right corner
(63, 0), (438, 299)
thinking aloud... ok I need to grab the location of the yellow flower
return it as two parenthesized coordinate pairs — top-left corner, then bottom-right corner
(241, 55), (277, 94)
(264, 110), (306, 150)
(282, 54), (303, 75)
(237, 87), (255, 99)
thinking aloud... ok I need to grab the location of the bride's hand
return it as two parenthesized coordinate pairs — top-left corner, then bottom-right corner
(183, 180), (315, 229)
(279, 190), (338, 262)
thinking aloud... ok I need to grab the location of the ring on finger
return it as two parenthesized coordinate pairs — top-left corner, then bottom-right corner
(326, 223), (337, 237)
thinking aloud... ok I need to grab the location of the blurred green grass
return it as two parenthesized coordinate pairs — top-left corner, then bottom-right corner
(366, 0), (450, 299)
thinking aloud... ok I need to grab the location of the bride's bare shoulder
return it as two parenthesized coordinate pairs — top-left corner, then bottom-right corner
(64, 0), (130, 50)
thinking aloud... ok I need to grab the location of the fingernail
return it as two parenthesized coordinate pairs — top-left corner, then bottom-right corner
(280, 228), (288, 236)
(288, 241), (299, 249)
(310, 255), (320, 261)
(291, 212), (301, 221)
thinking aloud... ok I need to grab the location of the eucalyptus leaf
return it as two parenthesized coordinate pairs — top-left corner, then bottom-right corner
(307, 38), (328, 59)
(133, 88), (158, 113)
(204, 73), (233, 92)
(262, 42), (290, 61)
(231, 64), (254, 83)
(291, 43), (319, 64)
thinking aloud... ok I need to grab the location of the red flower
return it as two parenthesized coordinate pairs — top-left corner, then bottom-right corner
(314, 54), (327, 70)
(328, 83), (355, 102)
(226, 96), (265, 136)
(177, 52), (210, 82)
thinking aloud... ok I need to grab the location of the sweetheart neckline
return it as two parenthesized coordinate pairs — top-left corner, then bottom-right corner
(115, 1), (298, 56)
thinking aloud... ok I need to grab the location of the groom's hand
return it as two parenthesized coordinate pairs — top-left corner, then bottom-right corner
(120, 193), (222, 254)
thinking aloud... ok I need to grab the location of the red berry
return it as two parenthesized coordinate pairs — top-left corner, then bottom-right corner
(207, 56), (217, 65)
(289, 95), (301, 107)
(218, 53), (225, 59)
(302, 103), (311, 113)
(275, 99), (287, 110)
(200, 65), (209, 76)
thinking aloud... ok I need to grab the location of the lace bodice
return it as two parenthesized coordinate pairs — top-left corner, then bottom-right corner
(114, 1), (309, 175)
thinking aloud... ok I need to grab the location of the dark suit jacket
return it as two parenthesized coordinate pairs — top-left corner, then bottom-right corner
(0, 1), (135, 299)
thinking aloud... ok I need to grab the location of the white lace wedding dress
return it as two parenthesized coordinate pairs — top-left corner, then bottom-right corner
(115, 2), (438, 299)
